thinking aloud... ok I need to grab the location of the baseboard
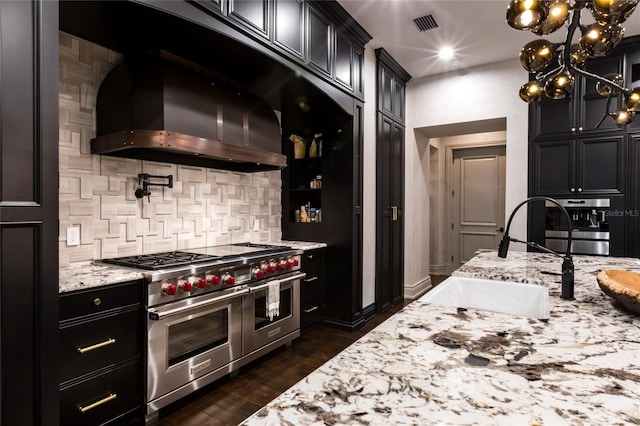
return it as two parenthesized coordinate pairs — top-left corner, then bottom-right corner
(429, 264), (447, 275)
(361, 303), (376, 322)
(322, 316), (367, 332)
(404, 276), (432, 300)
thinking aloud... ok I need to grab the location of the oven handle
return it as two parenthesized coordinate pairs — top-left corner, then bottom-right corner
(249, 272), (306, 293)
(148, 288), (249, 320)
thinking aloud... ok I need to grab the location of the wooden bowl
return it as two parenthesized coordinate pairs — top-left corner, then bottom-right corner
(596, 269), (640, 315)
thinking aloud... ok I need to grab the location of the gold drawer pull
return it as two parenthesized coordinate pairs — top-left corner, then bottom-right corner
(305, 276), (318, 282)
(304, 306), (319, 313)
(93, 298), (101, 306)
(79, 393), (117, 413)
(77, 338), (116, 354)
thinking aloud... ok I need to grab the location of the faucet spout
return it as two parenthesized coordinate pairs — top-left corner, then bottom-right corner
(499, 196), (575, 300)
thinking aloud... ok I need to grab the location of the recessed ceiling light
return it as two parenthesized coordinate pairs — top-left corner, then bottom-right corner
(439, 47), (454, 60)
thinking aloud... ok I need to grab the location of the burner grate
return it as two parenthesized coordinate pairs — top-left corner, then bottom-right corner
(102, 251), (221, 270)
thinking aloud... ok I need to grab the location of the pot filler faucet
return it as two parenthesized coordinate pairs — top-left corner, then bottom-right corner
(498, 196), (575, 300)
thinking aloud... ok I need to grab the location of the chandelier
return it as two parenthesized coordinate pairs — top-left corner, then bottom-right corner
(507, 0), (640, 126)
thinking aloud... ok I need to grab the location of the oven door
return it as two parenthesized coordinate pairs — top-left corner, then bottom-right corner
(146, 287), (248, 404)
(242, 272), (304, 355)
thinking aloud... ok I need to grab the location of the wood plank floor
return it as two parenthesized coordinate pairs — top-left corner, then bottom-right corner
(154, 301), (411, 426)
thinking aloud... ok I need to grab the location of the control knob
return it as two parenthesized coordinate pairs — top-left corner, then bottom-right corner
(178, 280), (193, 292)
(266, 261), (276, 273)
(194, 278), (207, 289)
(284, 259), (292, 269)
(163, 284), (177, 296)
(292, 258), (299, 267)
(276, 260), (283, 271)
(252, 267), (265, 279)
(222, 273), (235, 285)
(207, 274), (220, 286)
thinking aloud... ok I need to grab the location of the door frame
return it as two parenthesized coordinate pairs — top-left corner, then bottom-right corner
(445, 141), (506, 274)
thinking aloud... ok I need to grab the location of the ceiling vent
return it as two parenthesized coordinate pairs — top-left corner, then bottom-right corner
(412, 14), (439, 32)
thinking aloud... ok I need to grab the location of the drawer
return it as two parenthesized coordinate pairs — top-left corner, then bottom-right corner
(60, 360), (142, 426)
(60, 307), (142, 383)
(302, 250), (324, 267)
(60, 280), (142, 321)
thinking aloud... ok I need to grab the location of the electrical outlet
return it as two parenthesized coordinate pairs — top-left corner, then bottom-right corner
(67, 226), (80, 246)
(253, 219), (260, 231)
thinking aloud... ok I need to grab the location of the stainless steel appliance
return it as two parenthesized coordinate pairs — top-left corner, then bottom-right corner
(545, 198), (611, 255)
(99, 243), (304, 422)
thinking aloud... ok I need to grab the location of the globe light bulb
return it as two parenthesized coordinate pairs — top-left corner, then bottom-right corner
(580, 22), (624, 57)
(544, 69), (575, 99)
(596, 73), (624, 96)
(532, 0), (570, 35)
(520, 39), (556, 72)
(624, 88), (640, 111)
(519, 81), (543, 102)
(591, 0), (639, 24)
(611, 108), (635, 125)
(506, 0), (548, 30)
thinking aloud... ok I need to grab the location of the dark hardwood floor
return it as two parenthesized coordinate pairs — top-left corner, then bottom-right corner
(154, 301), (411, 425)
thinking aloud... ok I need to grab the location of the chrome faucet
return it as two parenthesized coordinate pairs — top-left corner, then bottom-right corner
(498, 196), (575, 300)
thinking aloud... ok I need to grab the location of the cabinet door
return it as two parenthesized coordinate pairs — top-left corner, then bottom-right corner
(0, 1), (59, 424)
(307, 3), (332, 77)
(227, 0), (269, 39)
(334, 32), (353, 90)
(531, 138), (575, 196)
(580, 55), (623, 134)
(624, 48), (640, 131)
(532, 92), (576, 138)
(577, 135), (625, 195)
(274, 0), (304, 59)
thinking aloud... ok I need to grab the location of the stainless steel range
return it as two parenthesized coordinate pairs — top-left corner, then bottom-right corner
(100, 243), (304, 422)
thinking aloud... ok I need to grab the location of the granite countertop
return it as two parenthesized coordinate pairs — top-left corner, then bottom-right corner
(59, 261), (144, 293)
(243, 250), (640, 425)
(279, 240), (327, 251)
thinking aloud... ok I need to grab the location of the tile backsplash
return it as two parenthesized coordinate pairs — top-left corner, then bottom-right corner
(59, 32), (282, 267)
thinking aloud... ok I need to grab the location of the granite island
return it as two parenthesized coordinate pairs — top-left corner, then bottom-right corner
(242, 250), (640, 425)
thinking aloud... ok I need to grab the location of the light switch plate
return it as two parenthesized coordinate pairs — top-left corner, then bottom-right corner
(253, 219), (260, 231)
(67, 226), (80, 246)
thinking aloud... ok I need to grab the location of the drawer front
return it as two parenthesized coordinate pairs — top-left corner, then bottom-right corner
(302, 250), (324, 267)
(60, 360), (142, 426)
(60, 280), (142, 321)
(60, 308), (141, 383)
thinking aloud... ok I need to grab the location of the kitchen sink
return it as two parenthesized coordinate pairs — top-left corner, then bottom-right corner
(420, 276), (550, 319)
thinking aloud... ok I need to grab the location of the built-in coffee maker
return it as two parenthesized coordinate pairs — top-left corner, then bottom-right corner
(544, 198), (611, 255)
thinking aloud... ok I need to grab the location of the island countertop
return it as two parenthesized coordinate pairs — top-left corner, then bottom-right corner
(243, 250), (640, 425)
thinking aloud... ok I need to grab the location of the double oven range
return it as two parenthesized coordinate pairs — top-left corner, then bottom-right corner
(100, 243), (304, 422)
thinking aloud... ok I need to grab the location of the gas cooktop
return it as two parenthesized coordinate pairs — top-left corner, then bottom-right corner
(100, 243), (292, 271)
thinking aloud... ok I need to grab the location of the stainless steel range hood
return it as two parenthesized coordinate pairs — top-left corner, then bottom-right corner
(91, 53), (286, 172)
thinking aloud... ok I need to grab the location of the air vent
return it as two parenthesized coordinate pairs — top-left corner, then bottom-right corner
(412, 14), (439, 32)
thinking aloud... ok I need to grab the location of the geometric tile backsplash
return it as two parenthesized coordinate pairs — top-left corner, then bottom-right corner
(59, 32), (282, 267)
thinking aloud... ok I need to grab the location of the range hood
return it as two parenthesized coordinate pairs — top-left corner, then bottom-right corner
(91, 53), (286, 172)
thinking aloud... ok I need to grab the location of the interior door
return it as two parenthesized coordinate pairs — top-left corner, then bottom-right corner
(376, 114), (404, 313)
(451, 146), (506, 270)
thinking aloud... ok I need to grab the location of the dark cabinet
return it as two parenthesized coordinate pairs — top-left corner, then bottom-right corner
(59, 281), (144, 426)
(274, 0), (305, 59)
(300, 248), (325, 330)
(627, 133), (640, 257)
(0, 1), (59, 424)
(378, 58), (406, 122)
(227, 0), (270, 39)
(531, 54), (624, 138)
(307, 3), (332, 77)
(531, 135), (625, 196)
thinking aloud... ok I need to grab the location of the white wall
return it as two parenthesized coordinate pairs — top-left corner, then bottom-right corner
(404, 58), (530, 293)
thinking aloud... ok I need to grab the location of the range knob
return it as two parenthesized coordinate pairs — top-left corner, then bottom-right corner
(194, 278), (207, 289)
(178, 280), (193, 292)
(222, 273), (235, 286)
(285, 259), (292, 269)
(163, 284), (177, 296)
(266, 261), (276, 273)
(252, 267), (265, 279)
(276, 260), (284, 271)
(207, 274), (220, 286)
(292, 258), (299, 267)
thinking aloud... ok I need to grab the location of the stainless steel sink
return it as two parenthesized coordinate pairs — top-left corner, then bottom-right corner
(420, 276), (550, 319)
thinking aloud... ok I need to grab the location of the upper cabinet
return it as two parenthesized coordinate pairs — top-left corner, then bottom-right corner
(376, 49), (409, 122)
(531, 54), (624, 139)
(193, 0), (370, 99)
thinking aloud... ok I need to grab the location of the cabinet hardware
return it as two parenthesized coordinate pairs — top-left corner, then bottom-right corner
(304, 306), (319, 313)
(391, 206), (398, 221)
(78, 393), (117, 413)
(570, 187), (576, 192)
(77, 338), (116, 354)
(306, 254), (314, 259)
(93, 298), (101, 306)
(577, 187), (583, 192)
(305, 276), (318, 282)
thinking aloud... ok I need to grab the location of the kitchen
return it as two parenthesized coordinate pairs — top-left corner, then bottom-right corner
(2, 0), (640, 425)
